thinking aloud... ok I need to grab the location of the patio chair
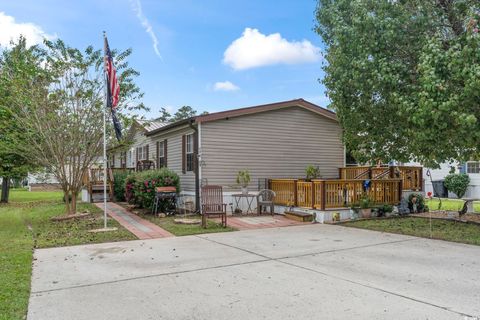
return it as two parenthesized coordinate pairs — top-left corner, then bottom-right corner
(201, 185), (227, 228)
(257, 189), (276, 215)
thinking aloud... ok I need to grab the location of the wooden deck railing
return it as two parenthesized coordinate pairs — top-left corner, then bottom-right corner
(339, 166), (423, 191)
(270, 178), (402, 209)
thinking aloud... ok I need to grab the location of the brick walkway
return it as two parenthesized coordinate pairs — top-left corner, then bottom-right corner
(213, 215), (309, 230)
(95, 202), (174, 240)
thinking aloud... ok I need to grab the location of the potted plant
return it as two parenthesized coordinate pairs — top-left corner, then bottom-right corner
(305, 165), (321, 181)
(359, 195), (372, 218)
(236, 170), (251, 195)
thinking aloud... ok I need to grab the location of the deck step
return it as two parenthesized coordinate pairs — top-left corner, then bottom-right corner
(285, 211), (313, 222)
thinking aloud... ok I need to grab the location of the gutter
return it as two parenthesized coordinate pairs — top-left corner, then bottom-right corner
(188, 119), (200, 213)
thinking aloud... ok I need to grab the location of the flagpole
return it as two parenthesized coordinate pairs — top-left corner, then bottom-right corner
(103, 31), (108, 229)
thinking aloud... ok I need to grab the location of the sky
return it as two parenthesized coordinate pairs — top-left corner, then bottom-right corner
(0, 0), (329, 118)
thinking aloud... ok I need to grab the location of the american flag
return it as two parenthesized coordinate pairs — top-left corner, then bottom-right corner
(104, 35), (122, 141)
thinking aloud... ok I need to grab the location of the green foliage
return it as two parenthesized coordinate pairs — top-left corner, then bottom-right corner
(305, 165), (321, 180)
(444, 173), (470, 198)
(382, 204), (394, 213)
(359, 194), (371, 209)
(125, 168), (180, 208)
(113, 171), (130, 201)
(158, 106), (209, 123)
(236, 170), (251, 187)
(0, 37), (39, 193)
(316, 0), (480, 167)
(408, 193), (425, 212)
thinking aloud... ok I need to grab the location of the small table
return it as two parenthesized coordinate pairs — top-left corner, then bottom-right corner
(232, 193), (257, 214)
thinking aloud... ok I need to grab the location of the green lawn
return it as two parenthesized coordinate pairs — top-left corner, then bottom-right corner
(425, 198), (480, 212)
(8, 188), (64, 203)
(342, 217), (480, 246)
(0, 191), (136, 320)
(140, 214), (236, 236)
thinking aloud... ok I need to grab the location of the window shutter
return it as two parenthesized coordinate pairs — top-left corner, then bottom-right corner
(164, 139), (168, 168)
(146, 145), (149, 160)
(136, 147), (139, 163)
(182, 135), (186, 174)
(156, 141), (159, 169)
(193, 132), (198, 173)
(112, 154), (115, 168)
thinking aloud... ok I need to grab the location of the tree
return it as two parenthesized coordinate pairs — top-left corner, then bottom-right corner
(4, 38), (145, 214)
(444, 173), (470, 198)
(0, 37), (39, 202)
(316, 0), (480, 167)
(157, 105), (208, 122)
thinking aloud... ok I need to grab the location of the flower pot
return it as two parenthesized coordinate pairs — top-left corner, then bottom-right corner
(360, 208), (372, 218)
(241, 187), (248, 195)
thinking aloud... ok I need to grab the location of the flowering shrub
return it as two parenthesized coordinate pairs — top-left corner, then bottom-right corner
(125, 168), (180, 208)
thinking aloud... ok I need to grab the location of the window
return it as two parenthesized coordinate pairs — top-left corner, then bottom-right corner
(158, 141), (166, 168)
(467, 162), (480, 174)
(186, 134), (194, 172)
(137, 145), (148, 161)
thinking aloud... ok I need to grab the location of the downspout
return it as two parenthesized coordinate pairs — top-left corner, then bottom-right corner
(188, 120), (200, 213)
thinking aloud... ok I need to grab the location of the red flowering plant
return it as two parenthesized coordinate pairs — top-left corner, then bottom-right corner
(125, 168), (180, 208)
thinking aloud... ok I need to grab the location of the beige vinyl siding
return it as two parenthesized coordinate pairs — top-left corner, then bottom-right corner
(149, 125), (196, 192)
(200, 106), (344, 191)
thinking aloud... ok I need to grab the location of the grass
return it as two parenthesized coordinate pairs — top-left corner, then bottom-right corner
(342, 217), (480, 246)
(8, 188), (64, 203)
(425, 198), (480, 212)
(0, 190), (136, 320)
(140, 214), (236, 236)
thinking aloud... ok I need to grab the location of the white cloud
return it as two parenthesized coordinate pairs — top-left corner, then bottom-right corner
(130, 0), (162, 59)
(223, 28), (321, 70)
(0, 12), (55, 48)
(213, 81), (240, 91)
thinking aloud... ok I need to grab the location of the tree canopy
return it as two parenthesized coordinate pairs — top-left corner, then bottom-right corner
(316, 0), (480, 167)
(0, 37), (41, 201)
(157, 105), (208, 123)
(2, 37), (146, 212)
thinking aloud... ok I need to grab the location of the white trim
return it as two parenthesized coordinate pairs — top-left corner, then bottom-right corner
(198, 122), (203, 214)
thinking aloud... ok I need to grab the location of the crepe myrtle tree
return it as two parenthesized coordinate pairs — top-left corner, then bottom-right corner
(316, 0), (480, 168)
(4, 37), (146, 214)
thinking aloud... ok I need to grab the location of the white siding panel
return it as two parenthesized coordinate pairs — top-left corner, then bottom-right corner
(201, 107), (344, 190)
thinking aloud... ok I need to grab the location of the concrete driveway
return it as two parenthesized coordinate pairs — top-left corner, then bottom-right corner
(28, 224), (480, 320)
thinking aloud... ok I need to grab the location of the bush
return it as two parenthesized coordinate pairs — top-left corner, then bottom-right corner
(408, 193), (425, 213)
(305, 165), (321, 180)
(113, 171), (130, 201)
(444, 173), (470, 199)
(125, 168), (180, 208)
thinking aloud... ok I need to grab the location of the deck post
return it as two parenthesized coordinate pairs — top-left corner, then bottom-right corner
(311, 182), (315, 209)
(398, 179), (403, 203)
(321, 180), (326, 210)
(418, 167), (423, 191)
(293, 179), (298, 207)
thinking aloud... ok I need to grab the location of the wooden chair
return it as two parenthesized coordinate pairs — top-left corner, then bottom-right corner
(201, 185), (227, 228)
(257, 189), (276, 215)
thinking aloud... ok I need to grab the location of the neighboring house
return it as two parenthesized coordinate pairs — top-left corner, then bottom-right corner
(415, 161), (480, 199)
(109, 99), (345, 211)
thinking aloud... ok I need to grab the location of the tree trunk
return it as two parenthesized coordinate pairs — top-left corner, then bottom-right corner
(70, 191), (77, 214)
(63, 188), (71, 215)
(1, 178), (10, 203)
